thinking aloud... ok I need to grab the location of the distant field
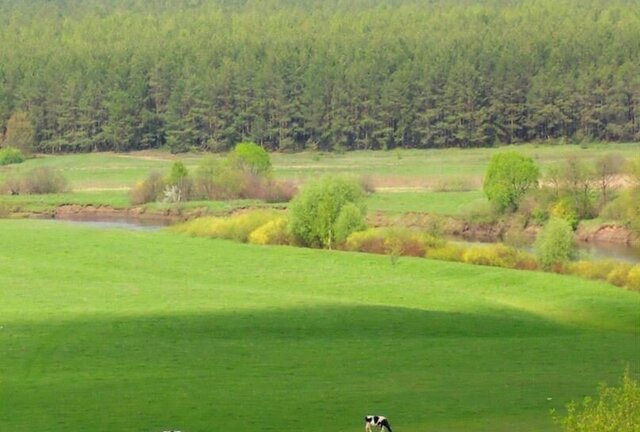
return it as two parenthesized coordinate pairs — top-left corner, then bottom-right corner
(1, 220), (638, 432)
(1, 143), (639, 215)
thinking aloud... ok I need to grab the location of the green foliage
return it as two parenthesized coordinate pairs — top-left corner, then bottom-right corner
(333, 203), (367, 244)
(289, 176), (366, 248)
(555, 370), (640, 432)
(168, 161), (189, 185)
(0, 146), (25, 165)
(550, 198), (579, 230)
(229, 142), (272, 176)
(535, 218), (576, 270)
(483, 151), (539, 212)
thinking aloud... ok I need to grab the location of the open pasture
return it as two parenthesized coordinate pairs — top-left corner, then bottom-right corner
(1, 219), (638, 431)
(1, 143), (639, 216)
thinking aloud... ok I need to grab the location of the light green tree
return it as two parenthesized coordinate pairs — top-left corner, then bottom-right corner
(289, 176), (366, 249)
(483, 151), (539, 212)
(535, 217), (576, 270)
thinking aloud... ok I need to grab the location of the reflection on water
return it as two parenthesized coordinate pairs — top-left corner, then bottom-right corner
(54, 217), (168, 232)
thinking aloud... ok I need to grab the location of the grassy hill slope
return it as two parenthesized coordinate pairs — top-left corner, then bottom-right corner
(0, 219), (638, 431)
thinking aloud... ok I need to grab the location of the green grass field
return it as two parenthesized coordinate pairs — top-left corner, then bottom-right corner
(1, 220), (638, 432)
(2, 143), (639, 216)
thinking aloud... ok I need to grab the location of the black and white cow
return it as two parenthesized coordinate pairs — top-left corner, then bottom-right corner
(364, 415), (393, 432)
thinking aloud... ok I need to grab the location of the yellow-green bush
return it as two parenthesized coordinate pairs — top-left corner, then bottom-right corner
(565, 260), (618, 281)
(248, 217), (291, 245)
(550, 198), (579, 230)
(425, 244), (466, 262)
(462, 243), (537, 270)
(626, 265), (640, 292)
(607, 263), (633, 288)
(172, 210), (281, 243)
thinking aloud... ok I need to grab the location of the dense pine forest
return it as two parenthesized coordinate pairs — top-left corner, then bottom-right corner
(1, 0), (639, 153)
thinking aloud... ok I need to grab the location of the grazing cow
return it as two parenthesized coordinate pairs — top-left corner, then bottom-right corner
(364, 415), (393, 432)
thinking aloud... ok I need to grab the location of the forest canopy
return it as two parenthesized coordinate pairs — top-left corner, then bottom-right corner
(0, 0), (639, 153)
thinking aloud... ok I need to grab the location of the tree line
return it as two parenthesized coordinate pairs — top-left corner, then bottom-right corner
(1, 0), (639, 153)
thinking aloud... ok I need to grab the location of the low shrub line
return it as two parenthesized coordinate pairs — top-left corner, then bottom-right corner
(172, 211), (640, 293)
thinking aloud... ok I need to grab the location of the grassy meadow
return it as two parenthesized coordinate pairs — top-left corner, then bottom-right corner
(1, 219), (639, 432)
(1, 143), (639, 216)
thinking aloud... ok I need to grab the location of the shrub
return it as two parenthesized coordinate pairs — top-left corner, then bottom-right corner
(345, 228), (387, 254)
(194, 156), (224, 200)
(289, 176), (366, 248)
(172, 210), (280, 243)
(229, 142), (271, 176)
(17, 167), (68, 194)
(627, 265), (640, 292)
(0, 147), (25, 165)
(550, 198), (579, 230)
(425, 244), (466, 262)
(334, 203), (367, 244)
(461, 243), (537, 270)
(166, 161), (192, 202)
(483, 151), (539, 212)
(262, 179), (298, 203)
(248, 217), (291, 245)
(345, 227), (445, 257)
(535, 218), (576, 270)
(554, 370), (640, 432)
(607, 264), (633, 287)
(130, 171), (165, 205)
(564, 260), (618, 281)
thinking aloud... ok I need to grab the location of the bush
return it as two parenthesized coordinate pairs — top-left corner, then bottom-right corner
(289, 176), (366, 248)
(554, 370), (640, 432)
(607, 263), (633, 287)
(172, 210), (281, 243)
(550, 198), (579, 230)
(345, 227), (445, 257)
(13, 167), (68, 194)
(0, 147), (25, 165)
(535, 218), (576, 270)
(229, 142), (271, 176)
(344, 228), (387, 254)
(130, 171), (166, 205)
(425, 244), (466, 262)
(627, 265), (640, 292)
(248, 217), (291, 245)
(165, 161), (192, 202)
(462, 243), (537, 270)
(334, 203), (367, 244)
(565, 260), (617, 280)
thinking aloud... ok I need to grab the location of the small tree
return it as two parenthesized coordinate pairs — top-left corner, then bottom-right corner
(535, 218), (576, 270)
(229, 142), (272, 176)
(594, 153), (625, 206)
(165, 160), (191, 202)
(554, 370), (640, 432)
(289, 176), (366, 248)
(483, 151), (539, 212)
